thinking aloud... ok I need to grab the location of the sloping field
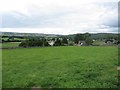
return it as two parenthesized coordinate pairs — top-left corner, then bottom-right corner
(2, 46), (118, 88)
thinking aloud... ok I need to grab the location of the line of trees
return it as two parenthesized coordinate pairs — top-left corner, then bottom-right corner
(2, 36), (25, 42)
(19, 38), (49, 47)
(19, 37), (69, 47)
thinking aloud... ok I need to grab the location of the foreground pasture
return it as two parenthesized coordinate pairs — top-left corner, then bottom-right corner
(2, 46), (118, 88)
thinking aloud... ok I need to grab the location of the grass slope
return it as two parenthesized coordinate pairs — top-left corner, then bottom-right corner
(2, 46), (118, 88)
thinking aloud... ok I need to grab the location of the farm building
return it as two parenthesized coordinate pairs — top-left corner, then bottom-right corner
(78, 41), (86, 46)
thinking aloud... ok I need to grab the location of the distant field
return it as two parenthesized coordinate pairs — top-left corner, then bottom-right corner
(2, 46), (118, 88)
(0, 42), (20, 48)
(92, 41), (106, 46)
(2, 38), (26, 41)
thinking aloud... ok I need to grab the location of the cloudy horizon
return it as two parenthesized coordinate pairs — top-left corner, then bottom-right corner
(0, 0), (119, 35)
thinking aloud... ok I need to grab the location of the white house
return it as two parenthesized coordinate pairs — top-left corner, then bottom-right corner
(78, 41), (86, 46)
(48, 41), (55, 46)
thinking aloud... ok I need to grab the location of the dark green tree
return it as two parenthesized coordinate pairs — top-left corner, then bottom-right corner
(19, 38), (43, 47)
(74, 34), (85, 44)
(62, 38), (68, 45)
(74, 34), (80, 44)
(84, 33), (91, 39)
(85, 38), (93, 45)
(54, 38), (61, 46)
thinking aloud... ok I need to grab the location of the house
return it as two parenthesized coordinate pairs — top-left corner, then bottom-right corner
(78, 41), (86, 46)
(106, 40), (114, 46)
(104, 39), (118, 46)
(48, 41), (55, 46)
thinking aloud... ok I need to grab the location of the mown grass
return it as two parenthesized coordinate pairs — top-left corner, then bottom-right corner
(2, 46), (118, 88)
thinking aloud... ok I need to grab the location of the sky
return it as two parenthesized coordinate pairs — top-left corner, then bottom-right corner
(0, 0), (119, 35)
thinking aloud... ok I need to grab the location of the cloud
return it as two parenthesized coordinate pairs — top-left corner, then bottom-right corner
(0, 0), (119, 34)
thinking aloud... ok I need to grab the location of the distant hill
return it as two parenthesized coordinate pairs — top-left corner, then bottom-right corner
(1, 32), (118, 40)
(66, 33), (118, 40)
(1, 32), (59, 37)
(90, 33), (118, 40)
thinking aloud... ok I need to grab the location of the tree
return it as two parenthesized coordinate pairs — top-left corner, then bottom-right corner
(19, 41), (29, 47)
(54, 38), (61, 46)
(9, 36), (14, 41)
(52, 38), (55, 41)
(74, 34), (88, 44)
(44, 41), (49, 46)
(74, 34), (83, 44)
(85, 38), (93, 45)
(84, 33), (91, 39)
(62, 38), (68, 45)
(19, 38), (43, 47)
(41, 38), (49, 46)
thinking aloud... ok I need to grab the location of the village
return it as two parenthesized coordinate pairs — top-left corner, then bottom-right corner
(1, 32), (119, 49)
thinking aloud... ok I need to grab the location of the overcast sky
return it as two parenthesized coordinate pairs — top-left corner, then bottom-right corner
(0, 0), (119, 35)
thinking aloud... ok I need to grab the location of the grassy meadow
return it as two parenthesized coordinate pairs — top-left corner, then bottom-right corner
(2, 46), (118, 88)
(0, 42), (20, 48)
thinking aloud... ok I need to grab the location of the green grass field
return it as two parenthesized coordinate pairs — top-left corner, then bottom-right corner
(0, 42), (20, 48)
(2, 46), (118, 88)
(2, 38), (26, 41)
(92, 41), (107, 46)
